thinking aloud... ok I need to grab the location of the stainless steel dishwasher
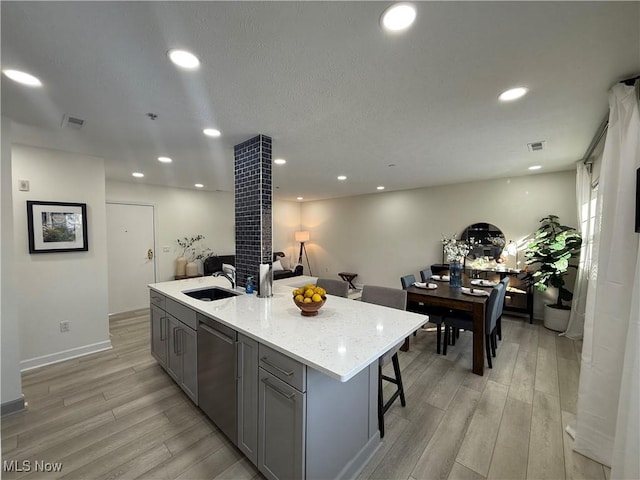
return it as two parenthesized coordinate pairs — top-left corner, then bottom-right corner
(197, 314), (237, 444)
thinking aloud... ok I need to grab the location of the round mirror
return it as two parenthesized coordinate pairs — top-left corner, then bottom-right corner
(460, 223), (505, 260)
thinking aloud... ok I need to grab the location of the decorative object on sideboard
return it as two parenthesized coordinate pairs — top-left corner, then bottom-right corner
(295, 230), (312, 275)
(505, 240), (519, 271)
(460, 222), (505, 261)
(524, 215), (582, 331)
(176, 235), (213, 278)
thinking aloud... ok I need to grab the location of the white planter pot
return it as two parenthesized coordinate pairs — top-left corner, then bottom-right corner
(543, 304), (571, 332)
(175, 256), (187, 276)
(186, 261), (199, 277)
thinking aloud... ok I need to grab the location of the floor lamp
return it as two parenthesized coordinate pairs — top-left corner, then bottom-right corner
(295, 231), (312, 276)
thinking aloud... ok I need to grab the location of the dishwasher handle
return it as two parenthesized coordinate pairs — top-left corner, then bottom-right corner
(199, 323), (234, 345)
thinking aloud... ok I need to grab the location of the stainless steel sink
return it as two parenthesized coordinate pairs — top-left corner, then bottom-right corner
(183, 287), (241, 302)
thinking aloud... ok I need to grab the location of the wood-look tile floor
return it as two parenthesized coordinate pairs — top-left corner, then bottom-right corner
(1, 311), (609, 480)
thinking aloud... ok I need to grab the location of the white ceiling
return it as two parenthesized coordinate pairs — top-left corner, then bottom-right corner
(2, 2), (639, 201)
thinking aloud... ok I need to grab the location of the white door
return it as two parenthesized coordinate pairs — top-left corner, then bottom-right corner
(106, 203), (156, 315)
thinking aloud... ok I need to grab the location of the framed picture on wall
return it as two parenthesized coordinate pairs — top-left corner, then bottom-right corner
(27, 201), (88, 253)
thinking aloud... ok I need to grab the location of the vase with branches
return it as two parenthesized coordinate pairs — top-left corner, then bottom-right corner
(442, 235), (470, 287)
(176, 235), (213, 262)
(175, 235), (213, 277)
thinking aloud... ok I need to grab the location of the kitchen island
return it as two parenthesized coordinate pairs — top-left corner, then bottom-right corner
(149, 276), (427, 480)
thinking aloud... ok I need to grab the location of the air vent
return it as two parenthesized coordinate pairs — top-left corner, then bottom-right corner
(527, 141), (546, 152)
(61, 114), (85, 129)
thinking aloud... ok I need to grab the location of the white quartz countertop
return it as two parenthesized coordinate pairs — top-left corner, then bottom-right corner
(149, 276), (428, 382)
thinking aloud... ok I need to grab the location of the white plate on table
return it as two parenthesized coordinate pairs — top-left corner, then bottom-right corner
(431, 275), (450, 281)
(413, 282), (438, 290)
(470, 279), (498, 287)
(461, 287), (490, 297)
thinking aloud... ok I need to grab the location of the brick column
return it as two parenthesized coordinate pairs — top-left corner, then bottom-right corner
(234, 135), (272, 290)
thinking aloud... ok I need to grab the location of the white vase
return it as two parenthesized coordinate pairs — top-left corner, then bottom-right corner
(175, 256), (187, 277)
(543, 304), (571, 332)
(186, 261), (198, 277)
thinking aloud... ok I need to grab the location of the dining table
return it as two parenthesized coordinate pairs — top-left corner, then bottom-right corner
(405, 277), (493, 376)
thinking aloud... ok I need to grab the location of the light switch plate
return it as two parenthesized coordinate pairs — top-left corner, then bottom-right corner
(18, 180), (30, 191)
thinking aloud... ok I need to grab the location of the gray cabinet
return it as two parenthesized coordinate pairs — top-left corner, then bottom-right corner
(258, 369), (305, 480)
(237, 334), (259, 464)
(150, 305), (168, 367)
(150, 289), (198, 404)
(167, 315), (198, 403)
(256, 344), (307, 480)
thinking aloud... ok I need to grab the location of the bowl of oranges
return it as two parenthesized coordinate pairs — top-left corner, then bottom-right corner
(292, 284), (327, 316)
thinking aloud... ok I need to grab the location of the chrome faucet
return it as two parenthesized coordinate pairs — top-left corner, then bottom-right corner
(212, 269), (236, 289)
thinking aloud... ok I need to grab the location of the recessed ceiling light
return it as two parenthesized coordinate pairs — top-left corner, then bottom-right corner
(377, 186), (385, 190)
(203, 128), (221, 137)
(297, 196), (304, 201)
(498, 87), (529, 102)
(167, 49), (200, 69)
(274, 158), (287, 165)
(528, 165), (542, 171)
(158, 156), (172, 163)
(132, 172), (144, 178)
(2, 69), (42, 87)
(337, 175), (347, 181)
(381, 3), (416, 32)
(194, 183), (204, 188)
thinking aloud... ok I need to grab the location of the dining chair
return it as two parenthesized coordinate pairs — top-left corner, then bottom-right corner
(400, 273), (446, 354)
(442, 283), (504, 368)
(497, 276), (510, 340)
(360, 285), (407, 438)
(419, 268), (433, 282)
(316, 277), (349, 298)
(400, 274), (416, 289)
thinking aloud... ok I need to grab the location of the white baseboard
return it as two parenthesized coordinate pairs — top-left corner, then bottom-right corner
(20, 340), (113, 372)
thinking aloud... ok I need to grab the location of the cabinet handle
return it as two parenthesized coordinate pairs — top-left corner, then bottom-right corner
(235, 342), (240, 380)
(260, 357), (294, 377)
(160, 317), (166, 341)
(262, 378), (295, 400)
(173, 327), (178, 354)
(177, 329), (183, 356)
(199, 323), (234, 345)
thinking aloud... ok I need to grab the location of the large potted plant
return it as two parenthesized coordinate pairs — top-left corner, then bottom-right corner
(524, 215), (582, 331)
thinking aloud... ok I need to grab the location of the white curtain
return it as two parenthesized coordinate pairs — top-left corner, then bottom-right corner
(573, 82), (640, 479)
(563, 162), (596, 339)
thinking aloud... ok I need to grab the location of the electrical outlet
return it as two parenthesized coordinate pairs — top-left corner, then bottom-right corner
(60, 321), (70, 333)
